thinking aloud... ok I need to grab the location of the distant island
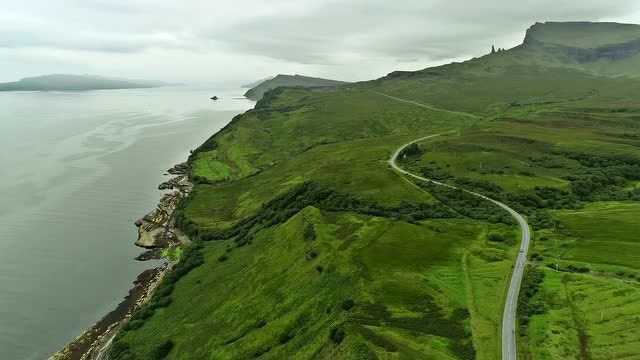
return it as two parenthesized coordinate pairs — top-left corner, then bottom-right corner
(244, 74), (348, 100)
(0, 74), (167, 92)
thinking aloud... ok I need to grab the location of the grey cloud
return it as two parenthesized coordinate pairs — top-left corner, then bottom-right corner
(0, 30), (191, 53)
(218, 0), (636, 64)
(0, 0), (639, 83)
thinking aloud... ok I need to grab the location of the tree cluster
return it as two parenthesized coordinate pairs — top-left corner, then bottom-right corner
(518, 266), (546, 327)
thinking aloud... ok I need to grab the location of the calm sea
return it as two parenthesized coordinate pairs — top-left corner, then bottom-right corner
(0, 86), (252, 359)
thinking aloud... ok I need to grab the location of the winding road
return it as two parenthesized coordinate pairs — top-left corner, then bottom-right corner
(389, 135), (531, 360)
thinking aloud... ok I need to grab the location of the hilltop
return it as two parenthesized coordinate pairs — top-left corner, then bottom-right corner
(243, 74), (347, 100)
(107, 22), (640, 360)
(0, 74), (167, 92)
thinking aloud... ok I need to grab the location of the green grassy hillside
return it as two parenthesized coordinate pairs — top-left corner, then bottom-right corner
(243, 74), (348, 100)
(111, 22), (640, 359)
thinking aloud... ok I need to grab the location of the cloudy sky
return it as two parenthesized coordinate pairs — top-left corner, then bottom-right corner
(2, 0), (640, 86)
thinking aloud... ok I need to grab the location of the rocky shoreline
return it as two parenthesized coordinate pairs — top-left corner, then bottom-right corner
(51, 163), (192, 360)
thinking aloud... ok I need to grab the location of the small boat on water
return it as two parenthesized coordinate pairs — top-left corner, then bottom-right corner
(210, 96), (218, 100)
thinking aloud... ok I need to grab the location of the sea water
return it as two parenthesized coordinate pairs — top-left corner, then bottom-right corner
(0, 86), (252, 359)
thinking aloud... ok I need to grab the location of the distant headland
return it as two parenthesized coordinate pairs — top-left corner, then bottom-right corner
(0, 74), (168, 92)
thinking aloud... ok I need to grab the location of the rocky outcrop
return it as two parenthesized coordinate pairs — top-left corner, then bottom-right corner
(522, 21), (640, 63)
(134, 163), (192, 249)
(167, 162), (189, 175)
(158, 175), (191, 191)
(566, 38), (640, 62)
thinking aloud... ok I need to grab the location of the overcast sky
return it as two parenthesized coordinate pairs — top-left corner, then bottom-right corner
(2, 0), (640, 86)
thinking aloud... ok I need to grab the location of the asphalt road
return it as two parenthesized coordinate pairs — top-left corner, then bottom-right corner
(389, 134), (531, 360)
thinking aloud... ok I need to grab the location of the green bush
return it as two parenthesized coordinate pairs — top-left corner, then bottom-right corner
(151, 339), (174, 359)
(109, 340), (133, 360)
(400, 143), (424, 158)
(518, 266), (546, 327)
(329, 327), (346, 344)
(341, 299), (355, 311)
(278, 331), (295, 344)
(303, 223), (316, 241)
(305, 249), (318, 260)
(488, 233), (505, 242)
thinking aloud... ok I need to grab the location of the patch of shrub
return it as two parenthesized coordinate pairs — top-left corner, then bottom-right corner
(218, 254), (229, 262)
(133, 306), (155, 321)
(109, 340), (133, 360)
(252, 346), (272, 358)
(420, 165), (452, 181)
(303, 223), (316, 241)
(278, 331), (295, 344)
(518, 266), (546, 327)
(355, 325), (397, 352)
(255, 319), (268, 328)
(151, 339), (174, 360)
(567, 264), (590, 273)
(530, 253), (544, 261)
(488, 233), (505, 242)
(450, 308), (470, 321)
(124, 319), (144, 331)
(305, 249), (318, 260)
(341, 299), (355, 311)
(419, 182), (514, 225)
(450, 338), (476, 360)
(400, 143), (424, 158)
(329, 327), (346, 344)
(151, 296), (172, 309)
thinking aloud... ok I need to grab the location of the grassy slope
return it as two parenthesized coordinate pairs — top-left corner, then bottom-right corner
(113, 22), (640, 359)
(384, 62), (640, 358)
(527, 202), (640, 359)
(123, 209), (518, 359)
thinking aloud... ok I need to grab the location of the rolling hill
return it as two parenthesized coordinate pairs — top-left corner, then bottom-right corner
(109, 22), (640, 360)
(243, 74), (348, 100)
(0, 74), (167, 91)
